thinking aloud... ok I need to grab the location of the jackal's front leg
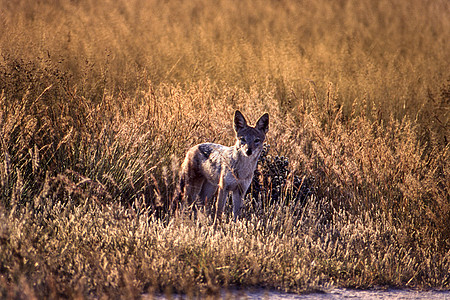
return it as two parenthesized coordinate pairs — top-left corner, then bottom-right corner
(214, 187), (227, 225)
(232, 190), (243, 221)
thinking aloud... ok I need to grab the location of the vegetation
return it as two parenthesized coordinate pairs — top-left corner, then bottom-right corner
(0, 0), (449, 298)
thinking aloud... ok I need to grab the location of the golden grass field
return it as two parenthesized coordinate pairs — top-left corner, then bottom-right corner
(0, 0), (449, 298)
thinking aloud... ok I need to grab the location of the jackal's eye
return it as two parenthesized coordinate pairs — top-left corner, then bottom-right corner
(254, 138), (261, 144)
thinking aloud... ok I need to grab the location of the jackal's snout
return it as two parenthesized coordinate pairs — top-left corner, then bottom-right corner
(240, 140), (261, 156)
(241, 143), (253, 156)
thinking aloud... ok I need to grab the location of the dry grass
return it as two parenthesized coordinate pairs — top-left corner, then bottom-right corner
(0, 0), (449, 298)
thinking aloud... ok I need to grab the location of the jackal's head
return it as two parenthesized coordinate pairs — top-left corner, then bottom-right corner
(234, 110), (269, 157)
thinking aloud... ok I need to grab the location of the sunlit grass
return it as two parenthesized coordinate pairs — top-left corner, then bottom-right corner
(0, 0), (449, 298)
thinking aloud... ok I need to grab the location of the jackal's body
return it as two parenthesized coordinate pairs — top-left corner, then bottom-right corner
(179, 111), (269, 221)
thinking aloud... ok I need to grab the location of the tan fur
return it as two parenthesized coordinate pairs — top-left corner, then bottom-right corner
(179, 110), (269, 222)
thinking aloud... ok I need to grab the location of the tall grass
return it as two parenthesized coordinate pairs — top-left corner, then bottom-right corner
(0, 0), (449, 298)
(1, 0), (449, 121)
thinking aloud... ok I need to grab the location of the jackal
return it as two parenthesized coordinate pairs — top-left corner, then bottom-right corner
(178, 110), (269, 222)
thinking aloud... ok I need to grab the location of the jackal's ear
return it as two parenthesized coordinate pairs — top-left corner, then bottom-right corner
(234, 110), (248, 132)
(256, 113), (269, 134)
